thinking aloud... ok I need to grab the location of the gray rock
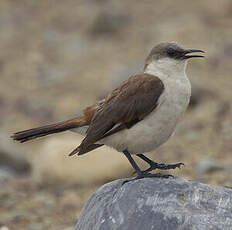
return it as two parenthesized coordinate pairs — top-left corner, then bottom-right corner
(75, 177), (232, 230)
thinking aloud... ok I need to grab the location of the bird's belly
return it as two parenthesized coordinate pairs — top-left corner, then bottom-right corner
(101, 96), (189, 154)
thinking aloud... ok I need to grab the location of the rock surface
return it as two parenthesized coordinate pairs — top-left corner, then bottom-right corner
(75, 177), (232, 230)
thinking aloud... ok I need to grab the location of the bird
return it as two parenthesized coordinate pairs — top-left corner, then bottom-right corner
(11, 42), (204, 180)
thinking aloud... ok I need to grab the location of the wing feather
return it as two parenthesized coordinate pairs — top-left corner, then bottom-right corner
(76, 73), (164, 155)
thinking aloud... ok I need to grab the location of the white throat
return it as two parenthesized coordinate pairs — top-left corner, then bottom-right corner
(144, 57), (191, 116)
(144, 57), (187, 80)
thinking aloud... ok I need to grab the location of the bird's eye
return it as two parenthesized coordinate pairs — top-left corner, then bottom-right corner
(167, 48), (176, 57)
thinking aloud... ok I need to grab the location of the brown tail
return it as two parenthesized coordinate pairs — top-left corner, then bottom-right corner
(11, 117), (87, 143)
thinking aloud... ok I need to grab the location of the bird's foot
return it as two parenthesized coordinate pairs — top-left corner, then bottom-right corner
(143, 162), (184, 174)
(123, 172), (174, 185)
(132, 162), (184, 175)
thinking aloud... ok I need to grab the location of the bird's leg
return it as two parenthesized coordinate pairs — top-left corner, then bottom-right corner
(136, 154), (184, 173)
(123, 150), (144, 177)
(122, 150), (173, 184)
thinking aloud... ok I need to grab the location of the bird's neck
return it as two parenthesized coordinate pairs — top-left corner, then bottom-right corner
(144, 58), (187, 81)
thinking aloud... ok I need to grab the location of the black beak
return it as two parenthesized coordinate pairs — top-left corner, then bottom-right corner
(184, 49), (205, 59)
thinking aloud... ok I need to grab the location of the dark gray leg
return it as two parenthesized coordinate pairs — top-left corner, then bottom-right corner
(123, 150), (143, 176)
(122, 151), (174, 183)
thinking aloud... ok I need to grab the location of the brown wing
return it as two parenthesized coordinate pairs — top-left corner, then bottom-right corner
(70, 73), (164, 156)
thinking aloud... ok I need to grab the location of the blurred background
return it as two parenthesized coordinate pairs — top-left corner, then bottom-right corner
(1, 0), (232, 229)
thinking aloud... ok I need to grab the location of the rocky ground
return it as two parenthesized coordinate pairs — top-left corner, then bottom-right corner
(1, 0), (232, 229)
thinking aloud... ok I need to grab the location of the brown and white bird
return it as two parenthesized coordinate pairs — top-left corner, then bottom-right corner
(11, 42), (204, 179)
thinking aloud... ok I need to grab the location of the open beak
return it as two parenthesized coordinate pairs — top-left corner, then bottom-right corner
(184, 49), (205, 59)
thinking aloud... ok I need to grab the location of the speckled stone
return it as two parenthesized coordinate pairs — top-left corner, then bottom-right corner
(75, 177), (232, 230)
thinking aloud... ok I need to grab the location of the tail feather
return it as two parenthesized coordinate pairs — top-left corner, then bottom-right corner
(11, 117), (86, 143)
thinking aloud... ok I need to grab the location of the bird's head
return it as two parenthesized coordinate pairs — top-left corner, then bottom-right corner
(144, 42), (204, 74)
